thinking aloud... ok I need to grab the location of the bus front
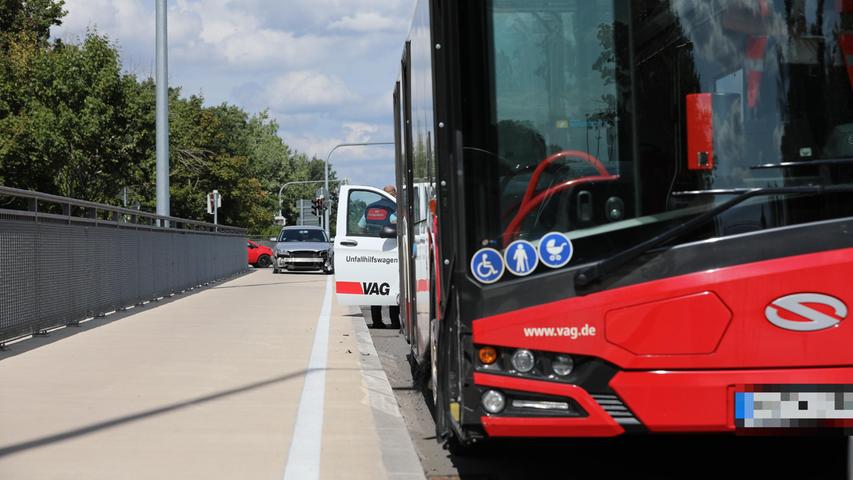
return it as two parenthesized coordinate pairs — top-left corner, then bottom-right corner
(441, 0), (853, 442)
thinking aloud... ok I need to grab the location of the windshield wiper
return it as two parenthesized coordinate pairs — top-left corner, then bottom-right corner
(750, 157), (853, 170)
(574, 184), (853, 289)
(672, 188), (761, 196)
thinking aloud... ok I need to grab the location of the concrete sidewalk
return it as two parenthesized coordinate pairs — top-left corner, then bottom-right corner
(0, 269), (423, 479)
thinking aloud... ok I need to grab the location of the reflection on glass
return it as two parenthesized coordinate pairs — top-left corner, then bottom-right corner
(279, 229), (328, 243)
(348, 190), (397, 238)
(466, 0), (853, 264)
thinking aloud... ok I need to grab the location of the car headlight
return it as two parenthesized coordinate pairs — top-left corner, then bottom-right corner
(277, 250), (291, 257)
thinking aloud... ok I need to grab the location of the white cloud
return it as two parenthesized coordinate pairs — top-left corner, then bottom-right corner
(281, 121), (395, 186)
(53, 0), (202, 60)
(54, 0), (337, 70)
(282, 122), (387, 159)
(215, 30), (333, 68)
(283, 133), (339, 162)
(338, 156), (396, 187)
(50, 0), (414, 188)
(342, 122), (382, 143)
(265, 71), (359, 112)
(330, 13), (406, 33)
(241, 0), (412, 33)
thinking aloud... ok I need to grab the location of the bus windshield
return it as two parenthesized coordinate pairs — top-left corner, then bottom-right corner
(465, 0), (853, 267)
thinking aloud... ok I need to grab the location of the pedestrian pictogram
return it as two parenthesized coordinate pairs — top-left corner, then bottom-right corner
(538, 232), (573, 269)
(504, 240), (538, 277)
(470, 248), (505, 284)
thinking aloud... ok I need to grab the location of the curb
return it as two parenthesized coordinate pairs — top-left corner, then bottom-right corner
(351, 310), (426, 480)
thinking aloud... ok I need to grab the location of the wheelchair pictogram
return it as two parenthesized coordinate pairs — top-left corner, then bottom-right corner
(470, 248), (504, 284)
(477, 256), (499, 277)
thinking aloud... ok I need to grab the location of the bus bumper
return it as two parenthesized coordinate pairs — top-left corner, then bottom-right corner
(475, 367), (853, 437)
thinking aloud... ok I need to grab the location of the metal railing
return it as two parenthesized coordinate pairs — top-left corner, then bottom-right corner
(0, 186), (248, 343)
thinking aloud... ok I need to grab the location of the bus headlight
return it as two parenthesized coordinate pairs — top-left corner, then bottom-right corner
(551, 355), (574, 377)
(511, 349), (535, 373)
(481, 390), (506, 414)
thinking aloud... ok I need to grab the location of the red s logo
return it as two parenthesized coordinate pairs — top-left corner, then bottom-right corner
(765, 293), (847, 332)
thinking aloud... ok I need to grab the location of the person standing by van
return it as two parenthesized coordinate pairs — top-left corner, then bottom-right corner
(367, 185), (401, 329)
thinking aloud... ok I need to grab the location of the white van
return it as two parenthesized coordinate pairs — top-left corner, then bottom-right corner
(333, 185), (399, 306)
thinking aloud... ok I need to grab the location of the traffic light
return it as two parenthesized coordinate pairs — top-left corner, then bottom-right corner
(312, 197), (323, 216)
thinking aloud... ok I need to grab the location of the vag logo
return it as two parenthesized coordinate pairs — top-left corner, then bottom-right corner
(765, 293), (847, 332)
(362, 282), (390, 296)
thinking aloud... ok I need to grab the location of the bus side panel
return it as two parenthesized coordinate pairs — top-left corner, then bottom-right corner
(409, 0), (438, 364)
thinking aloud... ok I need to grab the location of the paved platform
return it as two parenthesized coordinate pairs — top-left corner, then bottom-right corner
(0, 269), (423, 480)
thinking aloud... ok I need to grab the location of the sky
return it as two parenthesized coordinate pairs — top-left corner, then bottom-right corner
(51, 0), (416, 188)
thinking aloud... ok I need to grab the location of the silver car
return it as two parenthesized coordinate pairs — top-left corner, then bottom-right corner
(272, 226), (334, 274)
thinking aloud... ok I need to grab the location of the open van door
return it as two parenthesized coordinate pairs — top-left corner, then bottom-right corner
(334, 185), (400, 306)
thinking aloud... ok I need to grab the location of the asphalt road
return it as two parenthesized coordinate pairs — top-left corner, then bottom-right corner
(366, 308), (851, 480)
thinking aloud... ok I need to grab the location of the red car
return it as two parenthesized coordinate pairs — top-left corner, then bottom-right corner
(247, 240), (273, 268)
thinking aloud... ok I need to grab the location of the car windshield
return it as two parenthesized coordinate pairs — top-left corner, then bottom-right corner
(279, 229), (327, 243)
(464, 0), (853, 266)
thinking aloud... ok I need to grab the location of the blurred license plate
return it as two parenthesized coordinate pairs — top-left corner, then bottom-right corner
(735, 385), (853, 428)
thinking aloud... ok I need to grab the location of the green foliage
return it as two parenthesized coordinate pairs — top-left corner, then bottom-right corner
(0, 0), (337, 235)
(0, 0), (66, 48)
(122, 85), (334, 235)
(0, 33), (152, 201)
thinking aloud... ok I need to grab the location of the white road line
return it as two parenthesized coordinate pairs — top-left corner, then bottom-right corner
(283, 276), (333, 480)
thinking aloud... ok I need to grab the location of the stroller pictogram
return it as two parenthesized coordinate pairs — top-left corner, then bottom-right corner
(545, 239), (565, 261)
(538, 232), (574, 269)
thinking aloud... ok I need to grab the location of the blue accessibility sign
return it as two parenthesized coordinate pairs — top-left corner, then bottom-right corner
(504, 240), (539, 277)
(538, 232), (573, 269)
(470, 248), (505, 284)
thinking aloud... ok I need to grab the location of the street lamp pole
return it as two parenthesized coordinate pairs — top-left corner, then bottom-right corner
(155, 0), (169, 223)
(324, 142), (394, 236)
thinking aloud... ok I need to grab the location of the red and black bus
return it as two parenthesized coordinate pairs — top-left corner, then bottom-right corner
(392, 0), (853, 447)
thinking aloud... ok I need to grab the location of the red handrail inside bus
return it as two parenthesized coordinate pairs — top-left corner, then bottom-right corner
(502, 150), (618, 246)
(520, 150), (611, 207)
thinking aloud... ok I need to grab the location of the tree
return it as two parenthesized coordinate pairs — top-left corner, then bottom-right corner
(0, 0), (339, 235)
(0, 33), (153, 201)
(0, 0), (66, 49)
